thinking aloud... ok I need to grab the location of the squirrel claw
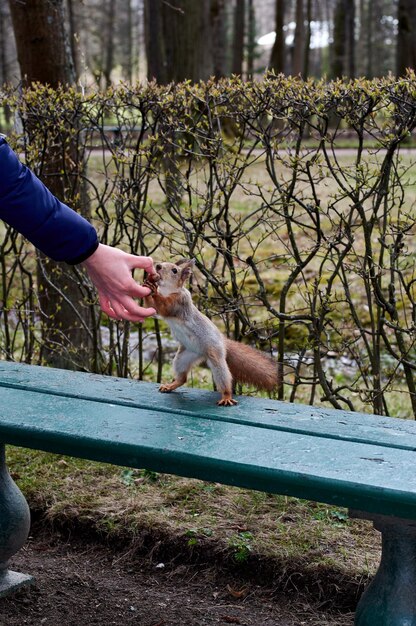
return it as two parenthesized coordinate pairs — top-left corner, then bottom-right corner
(217, 397), (238, 407)
(144, 278), (158, 293)
(159, 384), (173, 393)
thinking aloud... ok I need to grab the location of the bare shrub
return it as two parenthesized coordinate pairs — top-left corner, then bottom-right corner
(1, 73), (416, 416)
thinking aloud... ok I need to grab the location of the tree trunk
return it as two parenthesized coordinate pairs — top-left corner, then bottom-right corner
(367, 0), (374, 77)
(303, 0), (312, 77)
(397, 0), (416, 75)
(145, 0), (213, 83)
(232, 0), (245, 75)
(103, 0), (116, 89)
(292, 0), (304, 75)
(246, 0), (255, 80)
(356, 0), (366, 76)
(8, 0), (75, 85)
(0, 0), (12, 126)
(0, 1), (8, 84)
(163, 0), (213, 83)
(270, 0), (285, 74)
(8, 0), (96, 371)
(144, 0), (167, 83)
(67, 0), (80, 80)
(347, 0), (355, 78)
(332, 0), (344, 77)
(123, 0), (133, 83)
(211, 0), (229, 79)
(332, 0), (355, 79)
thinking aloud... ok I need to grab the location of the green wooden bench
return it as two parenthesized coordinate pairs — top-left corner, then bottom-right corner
(1, 361), (416, 625)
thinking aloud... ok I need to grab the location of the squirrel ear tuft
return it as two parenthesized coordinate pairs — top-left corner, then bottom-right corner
(179, 259), (195, 279)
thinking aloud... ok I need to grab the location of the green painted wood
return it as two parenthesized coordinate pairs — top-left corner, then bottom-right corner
(0, 361), (415, 452)
(0, 370), (416, 518)
(0, 570), (34, 598)
(3, 362), (416, 619)
(354, 515), (416, 626)
(0, 444), (33, 596)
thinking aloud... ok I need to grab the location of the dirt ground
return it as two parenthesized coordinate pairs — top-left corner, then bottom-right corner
(1, 528), (355, 626)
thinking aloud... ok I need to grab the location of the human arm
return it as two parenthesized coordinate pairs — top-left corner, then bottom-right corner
(0, 137), (155, 322)
(0, 136), (98, 263)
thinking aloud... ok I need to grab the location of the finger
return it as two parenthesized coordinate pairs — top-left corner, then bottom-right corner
(136, 306), (156, 317)
(113, 308), (153, 323)
(117, 295), (156, 318)
(127, 255), (154, 273)
(124, 280), (152, 299)
(109, 300), (128, 320)
(98, 295), (119, 320)
(99, 293), (155, 322)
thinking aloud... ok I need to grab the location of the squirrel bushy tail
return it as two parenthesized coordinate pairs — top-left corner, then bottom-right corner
(225, 339), (278, 392)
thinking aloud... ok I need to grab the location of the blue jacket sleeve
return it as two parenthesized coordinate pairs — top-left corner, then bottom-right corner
(0, 137), (99, 264)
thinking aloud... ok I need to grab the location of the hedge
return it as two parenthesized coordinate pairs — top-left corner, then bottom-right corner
(1, 72), (416, 416)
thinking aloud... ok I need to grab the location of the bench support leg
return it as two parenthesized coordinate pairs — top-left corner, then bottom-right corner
(351, 510), (416, 626)
(0, 443), (33, 597)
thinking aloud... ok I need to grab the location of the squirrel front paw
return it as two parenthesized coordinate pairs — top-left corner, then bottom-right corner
(143, 277), (158, 293)
(159, 383), (174, 393)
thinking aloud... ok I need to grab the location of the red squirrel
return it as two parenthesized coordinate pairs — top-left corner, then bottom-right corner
(144, 259), (278, 406)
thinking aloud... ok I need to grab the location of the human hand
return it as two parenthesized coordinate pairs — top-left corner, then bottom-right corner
(82, 244), (156, 322)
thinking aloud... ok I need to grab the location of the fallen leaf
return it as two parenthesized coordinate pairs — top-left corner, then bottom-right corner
(226, 584), (248, 599)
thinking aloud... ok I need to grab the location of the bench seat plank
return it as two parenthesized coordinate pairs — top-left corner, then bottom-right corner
(0, 362), (415, 452)
(2, 362), (416, 622)
(0, 380), (416, 519)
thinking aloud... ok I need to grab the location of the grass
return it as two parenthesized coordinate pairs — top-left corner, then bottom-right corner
(8, 442), (380, 607)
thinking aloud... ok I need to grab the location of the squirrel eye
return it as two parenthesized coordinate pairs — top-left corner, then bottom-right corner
(155, 264), (162, 271)
(172, 268), (178, 274)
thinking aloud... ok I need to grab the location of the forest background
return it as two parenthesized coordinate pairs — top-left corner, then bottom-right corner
(0, 0), (415, 87)
(1, 4), (416, 623)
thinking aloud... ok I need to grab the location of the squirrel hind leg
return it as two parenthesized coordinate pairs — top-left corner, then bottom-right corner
(206, 349), (237, 407)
